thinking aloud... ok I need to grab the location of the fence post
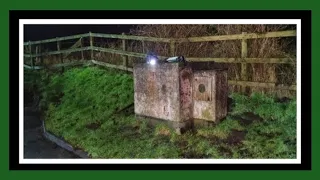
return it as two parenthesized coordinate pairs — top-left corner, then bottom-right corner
(89, 32), (94, 60)
(28, 41), (33, 69)
(241, 32), (248, 93)
(122, 33), (128, 70)
(170, 40), (175, 57)
(35, 45), (39, 67)
(80, 37), (84, 60)
(57, 39), (63, 71)
(39, 44), (43, 66)
(142, 41), (145, 54)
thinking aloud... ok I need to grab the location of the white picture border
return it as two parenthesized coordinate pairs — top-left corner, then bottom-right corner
(19, 19), (301, 164)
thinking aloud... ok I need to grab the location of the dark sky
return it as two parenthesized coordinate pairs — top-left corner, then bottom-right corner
(24, 25), (135, 41)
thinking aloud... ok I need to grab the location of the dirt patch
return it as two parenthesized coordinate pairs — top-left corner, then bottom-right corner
(276, 97), (291, 103)
(123, 105), (134, 115)
(85, 122), (101, 130)
(115, 103), (134, 116)
(207, 136), (224, 145)
(258, 131), (282, 138)
(175, 140), (188, 149)
(231, 112), (264, 126)
(241, 112), (263, 122)
(156, 128), (171, 136)
(205, 129), (246, 147)
(226, 130), (246, 145)
(118, 125), (140, 137)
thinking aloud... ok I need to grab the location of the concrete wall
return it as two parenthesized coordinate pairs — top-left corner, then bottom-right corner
(214, 69), (228, 122)
(134, 63), (185, 122)
(192, 70), (228, 123)
(179, 66), (193, 122)
(134, 62), (228, 128)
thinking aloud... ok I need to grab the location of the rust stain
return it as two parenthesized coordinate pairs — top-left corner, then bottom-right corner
(179, 68), (193, 120)
(181, 70), (190, 80)
(146, 71), (156, 98)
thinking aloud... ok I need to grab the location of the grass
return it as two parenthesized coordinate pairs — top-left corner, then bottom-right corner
(24, 66), (297, 159)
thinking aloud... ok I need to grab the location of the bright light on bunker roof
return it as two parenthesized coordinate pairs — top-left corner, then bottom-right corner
(149, 59), (156, 65)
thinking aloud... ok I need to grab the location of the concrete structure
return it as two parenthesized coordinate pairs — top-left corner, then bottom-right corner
(133, 62), (228, 133)
(192, 70), (228, 123)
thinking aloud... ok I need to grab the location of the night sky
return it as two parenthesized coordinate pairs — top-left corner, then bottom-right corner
(24, 25), (135, 42)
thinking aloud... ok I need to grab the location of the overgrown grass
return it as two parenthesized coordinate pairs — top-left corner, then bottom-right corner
(229, 93), (297, 158)
(26, 66), (296, 159)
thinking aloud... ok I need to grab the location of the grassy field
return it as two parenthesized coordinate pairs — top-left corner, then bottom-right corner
(24, 66), (297, 159)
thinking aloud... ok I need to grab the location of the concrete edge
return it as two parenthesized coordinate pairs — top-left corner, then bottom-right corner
(41, 121), (90, 159)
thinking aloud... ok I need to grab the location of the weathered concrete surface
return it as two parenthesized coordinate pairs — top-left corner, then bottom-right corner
(214, 69), (228, 121)
(133, 62), (228, 132)
(179, 67), (193, 122)
(192, 70), (228, 123)
(134, 63), (192, 123)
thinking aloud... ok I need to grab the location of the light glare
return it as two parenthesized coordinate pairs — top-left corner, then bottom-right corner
(149, 59), (156, 65)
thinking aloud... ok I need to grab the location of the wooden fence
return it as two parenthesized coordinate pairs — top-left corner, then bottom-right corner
(24, 30), (297, 93)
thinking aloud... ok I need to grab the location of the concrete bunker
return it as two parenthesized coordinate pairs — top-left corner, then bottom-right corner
(133, 61), (228, 133)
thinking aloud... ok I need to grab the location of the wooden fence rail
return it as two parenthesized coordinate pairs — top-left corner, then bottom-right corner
(24, 30), (297, 92)
(24, 33), (90, 46)
(25, 46), (295, 64)
(24, 30), (296, 45)
(176, 30), (296, 42)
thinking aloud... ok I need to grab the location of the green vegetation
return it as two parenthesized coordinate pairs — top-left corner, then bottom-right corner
(24, 66), (296, 159)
